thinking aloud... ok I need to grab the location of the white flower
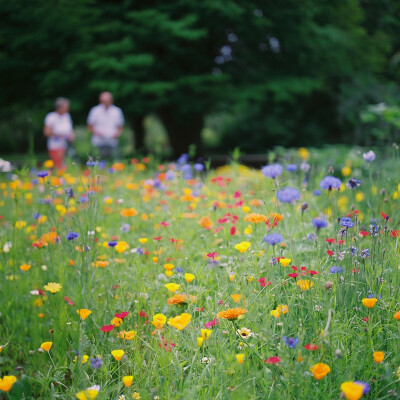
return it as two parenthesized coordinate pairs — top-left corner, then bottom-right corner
(363, 150), (376, 162)
(30, 290), (40, 295)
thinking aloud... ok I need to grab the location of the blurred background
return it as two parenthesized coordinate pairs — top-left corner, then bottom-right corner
(1, 0), (400, 161)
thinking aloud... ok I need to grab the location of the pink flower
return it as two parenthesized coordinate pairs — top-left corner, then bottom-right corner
(64, 296), (74, 305)
(265, 356), (280, 364)
(115, 311), (129, 319)
(205, 319), (219, 328)
(100, 325), (114, 332)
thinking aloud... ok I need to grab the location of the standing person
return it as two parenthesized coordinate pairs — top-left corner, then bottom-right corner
(87, 92), (125, 159)
(43, 97), (75, 169)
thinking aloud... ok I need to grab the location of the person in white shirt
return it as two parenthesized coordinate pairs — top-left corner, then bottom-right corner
(87, 92), (125, 159)
(43, 98), (75, 169)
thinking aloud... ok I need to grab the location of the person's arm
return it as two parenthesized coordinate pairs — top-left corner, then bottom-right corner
(113, 125), (124, 138)
(87, 108), (103, 137)
(43, 124), (53, 137)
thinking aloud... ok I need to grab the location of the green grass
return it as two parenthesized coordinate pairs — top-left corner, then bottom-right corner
(0, 147), (400, 399)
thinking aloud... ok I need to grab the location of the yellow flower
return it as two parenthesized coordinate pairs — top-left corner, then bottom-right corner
(165, 283), (180, 293)
(277, 304), (289, 314)
(115, 241), (129, 253)
(184, 273), (195, 283)
(197, 337), (204, 346)
(40, 341), (52, 352)
(167, 313), (191, 330)
(201, 329), (212, 340)
(310, 363), (330, 380)
(43, 282), (62, 293)
(0, 375), (17, 392)
(341, 166), (352, 176)
(111, 317), (123, 327)
(164, 263), (175, 271)
(111, 349), (125, 361)
(394, 311), (400, 320)
(122, 375), (133, 387)
(279, 258), (291, 267)
(229, 274), (235, 282)
(242, 206), (250, 213)
(15, 220), (27, 230)
(77, 309), (92, 320)
(270, 309), (280, 318)
(362, 298), (377, 308)
(297, 280), (314, 291)
(231, 294), (242, 303)
(118, 330), (136, 341)
(151, 314), (167, 329)
(299, 147), (310, 160)
(340, 382), (364, 400)
(138, 238), (147, 244)
(19, 264), (31, 271)
(82, 355), (89, 364)
(236, 354), (245, 364)
(234, 241), (251, 253)
(373, 351), (384, 363)
(76, 387), (99, 400)
(132, 392), (141, 400)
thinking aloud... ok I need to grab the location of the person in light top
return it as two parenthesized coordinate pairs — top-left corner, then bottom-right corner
(43, 97), (75, 169)
(87, 92), (125, 159)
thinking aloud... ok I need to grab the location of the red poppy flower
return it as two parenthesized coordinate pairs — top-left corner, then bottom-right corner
(381, 212), (388, 219)
(139, 310), (149, 318)
(115, 311), (129, 319)
(100, 325), (114, 332)
(359, 231), (369, 237)
(265, 356), (280, 364)
(207, 252), (219, 259)
(327, 250), (334, 256)
(230, 226), (236, 236)
(288, 273), (298, 278)
(326, 238), (335, 243)
(153, 236), (162, 241)
(352, 269), (360, 273)
(337, 240), (345, 244)
(309, 270), (318, 275)
(304, 343), (318, 351)
(391, 230), (399, 238)
(233, 191), (241, 198)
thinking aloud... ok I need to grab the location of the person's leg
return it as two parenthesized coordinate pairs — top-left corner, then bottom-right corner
(49, 149), (66, 169)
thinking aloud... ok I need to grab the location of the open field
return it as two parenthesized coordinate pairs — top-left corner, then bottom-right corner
(1, 147), (400, 399)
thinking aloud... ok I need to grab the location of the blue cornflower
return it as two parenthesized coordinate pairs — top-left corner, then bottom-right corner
(263, 233), (284, 246)
(194, 163), (204, 172)
(261, 164), (283, 179)
(286, 164), (297, 172)
(108, 241), (118, 247)
(176, 267), (184, 273)
(360, 249), (369, 259)
(349, 246), (357, 256)
(177, 154), (189, 164)
(137, 248), (145, 255)
(66, 232), (79, 241)
(283, 336), (300, 349)
(37, 170), (49, 179)
(330, 266), (344, 274)
(86, 160), (97, 167)
(312, 217), (328, 230)
(33, 213), (41, 220)
(90, 357), (103, 369)
(367, 294), (382, 300)
(182, 164), (192, 180)
(319, 176), (342, 191)
(313, 189), (321, 196)
(276, 187), (300, 203)
(347, 178), (361, 190)
(165, 170), (175, 180)
(65, 188), (74, 198)
(340, 217), (354, 228)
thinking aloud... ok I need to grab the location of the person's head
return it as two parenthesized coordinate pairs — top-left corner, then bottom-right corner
(99, 91), (113, 108)
(54, 97), (70, 114)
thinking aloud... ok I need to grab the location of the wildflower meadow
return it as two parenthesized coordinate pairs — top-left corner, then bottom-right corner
(1, 147), (400, 400)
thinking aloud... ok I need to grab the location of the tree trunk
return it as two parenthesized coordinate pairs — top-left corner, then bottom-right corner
(158, 107), (203, 159)
(131, 115), (145, 152)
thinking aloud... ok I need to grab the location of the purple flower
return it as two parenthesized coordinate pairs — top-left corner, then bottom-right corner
(90, 357), (103, 369)
(363, 150), (376, 162)
(86, 160), (97, 167)
(347, 178), (361, 189)
(204, 319), (219, 328)
(354, 381), (371, 395)
(283, 336), (300, 349)
(313, 190), (321, 196)
(320, 176), (342, 191)
(307, 233), (317, 241)
(37, 171), (49, 179)
(177, 154), (189, 164)
(261, 164), (283, 179)
(330, 266), (344, 274)
(286, 164), (297, 172)
(176, 267), (184, 273)
(340, 217), (354, 228)
(263, 233), (284, 246)
(194, 163), (204, 172)
(108, 241), (118, 247)
(312, 218), (328, 230)
(66, 232), (79, 241)
(277, 187), (300, 203)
